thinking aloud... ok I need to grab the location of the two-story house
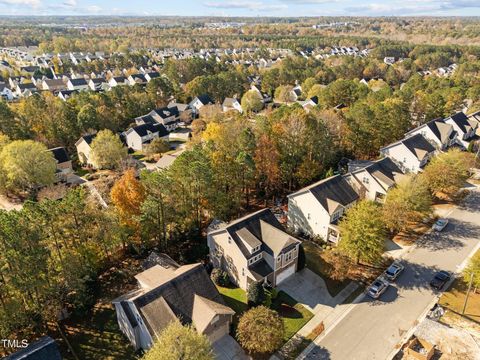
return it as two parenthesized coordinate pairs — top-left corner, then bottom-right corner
(128, 74), (148, 86)
(189, 94), (214, 116)
(88, 77), (109, 91)
(75, 133), (97, 167)
(124, 123), (169, 151)
(444, 112), (479, 149)
(346, 157), (405, 203)
(207, 209), (301, 290)
(148, 106), (181, 131)
(404, 118), (456, 151)
(67, 78), (89, 91)
(288, 175), (359, 243)
(379, 134), (436, 173)
(47, 147), (73, 183)
(222, 98), (243, 113)
(108, 76), (128, 87)
(113, 261), (234, 351)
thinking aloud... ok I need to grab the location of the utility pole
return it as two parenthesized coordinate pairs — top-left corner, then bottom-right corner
(462, 272), (475, 315)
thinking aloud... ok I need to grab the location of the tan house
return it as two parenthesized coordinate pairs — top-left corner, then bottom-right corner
(113, 260), (234, 351)
(75, 133), (96, 167)
(207, 209), (301, 290)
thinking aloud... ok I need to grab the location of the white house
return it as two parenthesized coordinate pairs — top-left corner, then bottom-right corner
(147, 106), (181, 131)
(113, 260), (234, 351)
(42, 78), (66, 92)
(108, 76), (128, 87)
(444, 112), (478, 149)
(128, 74), (148, 86)
(144, 72), (160, 82)
(189, 94), (214, 115)
(207, 209), (301, 290)
(222, 98), (243, 113)
(67, 78), (89, 91)
(346, 157), (405, 203)
(287, 175), (359, 243)
(88, 78), (109, 91)
(124, 123), (169, 151)
(380, 134), (436, 173)
(300, 96), (319, 112)
(404, 118), (456, 151)
(0, 82), (14, 100)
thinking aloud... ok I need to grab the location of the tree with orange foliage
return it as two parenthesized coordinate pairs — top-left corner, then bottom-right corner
(110, 169), (146, 232)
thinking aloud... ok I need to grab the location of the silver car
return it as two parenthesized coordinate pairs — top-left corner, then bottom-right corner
(432, 219), (449, 232)
(384, 262), (405, 281)
(367, 278), (389, 299)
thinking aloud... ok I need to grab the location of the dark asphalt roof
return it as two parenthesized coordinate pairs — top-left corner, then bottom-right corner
(295, 175), (359, 215)
(249, 259), (274, 280)
(5, 336), (62, 360)
(69, 78), (88, 86)
(447, 112), (476, 134)
(129, 123), (168, 137)
(402, 133), (436, 160)
(48, 147), (69, 164)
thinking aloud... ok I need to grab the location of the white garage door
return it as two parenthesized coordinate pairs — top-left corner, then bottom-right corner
(276, 264), (296, 285)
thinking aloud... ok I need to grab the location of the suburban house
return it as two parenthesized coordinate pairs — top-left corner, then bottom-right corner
(58, 89), (78, 101)
(288, 175), (359, 243)
(301, 96), (319, 112)
(444, 112), (479, 149)
(67, 78), (89, 91)
(75, 133), (97, 166)
(168, 101), (193, 123)
(250, 84), (272, 104)
(404, 118), (456, 151)
(222, 97), (243, 113)
(108, 76), (128, 87)
(0, 82), (14, 100)
(42, 78), (67, 92)
(124, 123), (169, 151)
(346, 157), (405, 203)
(148, 106), (181, 131)
(145, 71), (160, 82)
(88, 77), (109, 91)
(47, 147), (73, 182)
(380, 134), (436, 173)
(15, 82), (37, 97)
(207, 208), (301, 290)
(289, 85), (302, 102)
(5, 336), (62, 360)
(128, 73), (148, 86)
(112, 260), (234, 351)
(189, 94), (214, 115)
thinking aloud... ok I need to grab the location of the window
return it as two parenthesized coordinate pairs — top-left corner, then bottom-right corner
(277, 255), (282, 264)
(307, 213), (311, 220)
(403, 157), (407, 163)
(284, 251), (294, 264)
(362, 176), (369, 185)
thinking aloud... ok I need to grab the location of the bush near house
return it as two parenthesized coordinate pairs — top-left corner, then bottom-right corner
(210, 268), (230, 287)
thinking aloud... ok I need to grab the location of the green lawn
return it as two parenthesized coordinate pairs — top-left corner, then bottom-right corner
(302, 241), (350, 297)
(271, 291), (314, 342)
(217, 285), (248, 315)
(217, 286), (313, 343)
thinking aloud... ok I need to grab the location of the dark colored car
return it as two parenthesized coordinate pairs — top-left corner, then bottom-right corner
(430, 271), (451, 290)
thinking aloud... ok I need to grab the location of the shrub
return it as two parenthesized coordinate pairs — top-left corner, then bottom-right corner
(210, 268), (230, 287)
(247, 281), (266, 306)
(237, 306), (284, 354)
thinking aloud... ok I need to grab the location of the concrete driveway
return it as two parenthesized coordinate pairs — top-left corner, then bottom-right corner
(278, 268), (336, 313)
(212, 335), (249, 360)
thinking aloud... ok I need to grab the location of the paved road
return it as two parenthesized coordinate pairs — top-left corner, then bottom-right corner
(303, 187), (480, 360)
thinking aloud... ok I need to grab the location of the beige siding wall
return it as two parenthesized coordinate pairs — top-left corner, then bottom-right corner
(288, 192), (331, 240)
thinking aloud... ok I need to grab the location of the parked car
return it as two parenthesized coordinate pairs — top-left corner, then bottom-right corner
(430, 271), (451, 290)
(367, 278), (389, 299)
(432, 219), (449, 232)
(384, 262), (405, 281)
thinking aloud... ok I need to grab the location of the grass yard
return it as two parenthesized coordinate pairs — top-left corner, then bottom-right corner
(439, 278), (480, 323)
(217, 285), (249, 315)
(302, 241), (350, 297)
(271, 291), (314, 342)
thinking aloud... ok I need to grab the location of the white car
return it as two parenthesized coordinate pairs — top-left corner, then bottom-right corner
(367, 278), (389, 299)
(432, 219), (449, 232)
(384, 262), (405, 281)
